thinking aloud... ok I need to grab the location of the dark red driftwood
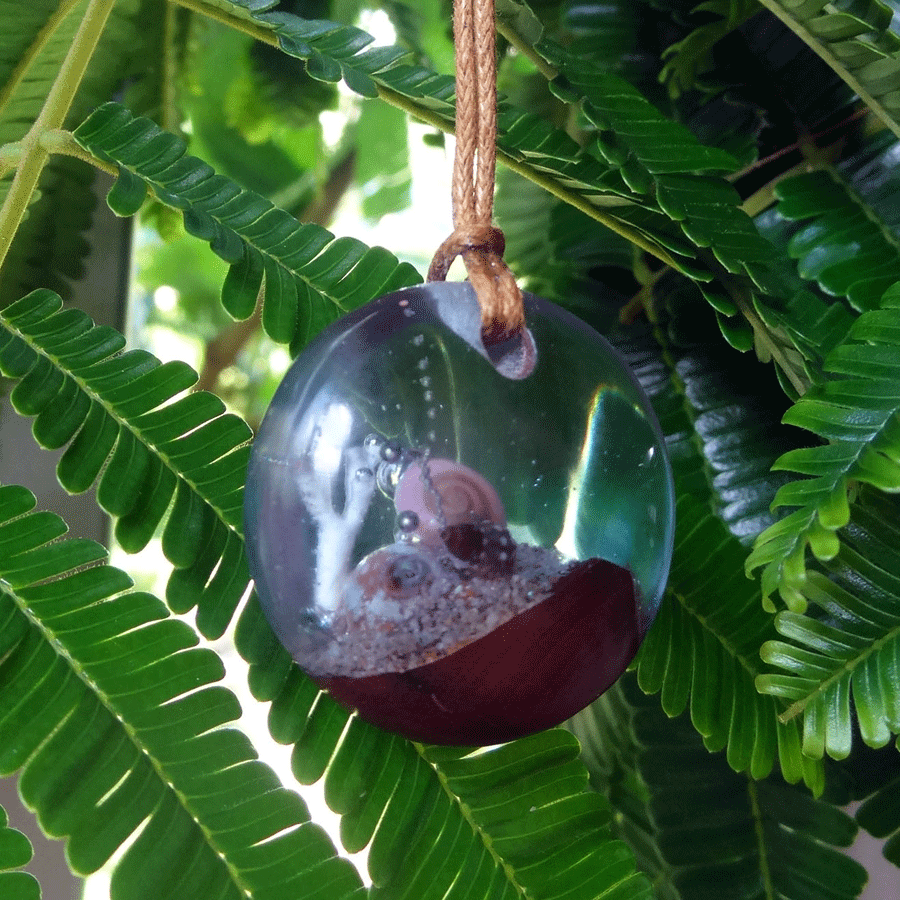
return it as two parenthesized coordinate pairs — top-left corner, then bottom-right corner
(320, 557), (639, 745)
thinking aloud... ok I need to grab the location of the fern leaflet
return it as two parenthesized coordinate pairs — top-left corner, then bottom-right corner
(571, 676), (867, 900)
(755, 0), (900, 139)
(757, 489), (900, 760)
(0, 483), (360, 900)
(72, 103), (421, 354)
(0, 802), (39, 900)
(857, 767), (900, 867)
(747, 282), (900, 611)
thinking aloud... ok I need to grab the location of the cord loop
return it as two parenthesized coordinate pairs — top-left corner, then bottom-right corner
(427, 0), (524, 342)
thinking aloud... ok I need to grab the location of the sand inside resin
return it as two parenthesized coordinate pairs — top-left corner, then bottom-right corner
(305, 542), (581, 677)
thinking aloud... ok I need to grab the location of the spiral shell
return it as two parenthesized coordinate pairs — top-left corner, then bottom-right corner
(349, 545), (442, 602)
(395, 458), (506, 532)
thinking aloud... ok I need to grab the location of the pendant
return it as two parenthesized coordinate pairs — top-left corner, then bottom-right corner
(244, 282), (674, 744)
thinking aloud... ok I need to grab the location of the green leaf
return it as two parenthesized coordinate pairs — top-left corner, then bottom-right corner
(0, 803), (39, 900)
(355, 99), (410, 220)
(755, 0), (900, 139)
(533, 40), (787, 292)
(106, 164), (148, 216)
(756, 488), (900, 759)
(634, 494), (823, 792)
(234, 602), (653, 900)
(776, 169), (900, 313)
(0, 483), (360, 900)
(639, 275), (803, 546)
(0, 0), (175, 305)
(856, 768), (900, 867)
(222, 244), (265, 319)
(659, 0), (760, 98)
(0, 289), (252, 629)
(600, 322), (826, 790)
(541, 46), (740, 176)
(571, 675), (867, 900)
(748, 282), (900, 610)
(73, 103), (421, 353)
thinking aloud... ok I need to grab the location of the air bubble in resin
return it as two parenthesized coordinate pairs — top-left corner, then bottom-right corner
(244, 282), (675, 744)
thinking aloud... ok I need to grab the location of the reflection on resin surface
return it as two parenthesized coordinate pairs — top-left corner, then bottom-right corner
(244, 282), (674, 743)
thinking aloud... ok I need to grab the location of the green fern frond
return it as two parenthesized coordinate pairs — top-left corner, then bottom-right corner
(232, 589), (653, 900)
(534, 41), (785, 282)
(856, 768), (900, 867)
(610, 326), (820, 790)
(571, 676), (867, 900)
(538, 45), (739, 175)
(0, 482), (361, 900)
(0, 288), (656, 899)
(422, 735), (652, 900)
(749, 286), (858, 394)
(73, 102), (421, 352)
(659, 0), (760, 98)
(650, 280), (798, 542)
(0, 288), (251, 633)
(755, 0), (900, 139)
(757, 489), (900, 760)
(0, 803), (39, 900)
(191, 0), (281, 24)
(775, 168), (900, 313)
(0, 0), (171, 305)
(747, 281), (900, 611)
(635, 494), (823, 793)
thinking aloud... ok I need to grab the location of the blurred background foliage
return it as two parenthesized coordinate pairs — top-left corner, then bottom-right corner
(133, 0), (440, 426)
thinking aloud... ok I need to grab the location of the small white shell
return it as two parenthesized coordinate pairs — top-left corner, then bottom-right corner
(344, 543), (450, 604)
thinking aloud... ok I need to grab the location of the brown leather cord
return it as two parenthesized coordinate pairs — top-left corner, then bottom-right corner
(427, 0), (525, 343)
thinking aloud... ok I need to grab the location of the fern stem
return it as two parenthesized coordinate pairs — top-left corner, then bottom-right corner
(169, 0), (675, 268)
(747, 780), (776, 900)
(161, 1), (181, 136)
(495, 150), (677, 266)
(724, 284), (809, 397)
(0, 0), (119, 271)
(172, 0), (278, 45)
(495, 20), (558, 81)
(0, 0), (84, 124)
(40, 129), (117, 177)
(416, 744), (533, 900)
(754, 0), (900, 141)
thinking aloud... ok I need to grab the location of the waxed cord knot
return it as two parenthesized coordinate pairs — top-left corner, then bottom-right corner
(427, 0), (525, 344)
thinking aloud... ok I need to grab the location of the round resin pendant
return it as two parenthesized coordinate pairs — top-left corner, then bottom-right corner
(244, 282), (674, 744)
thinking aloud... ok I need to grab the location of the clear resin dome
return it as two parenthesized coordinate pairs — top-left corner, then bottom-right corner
(244, 282), (674, 744)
